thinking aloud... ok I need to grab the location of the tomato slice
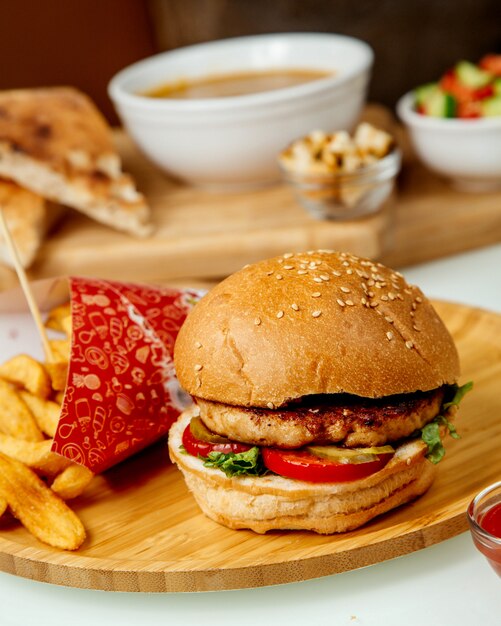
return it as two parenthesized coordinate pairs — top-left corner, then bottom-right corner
(182, 424), (252, 458)
(261, 448), (392, 483)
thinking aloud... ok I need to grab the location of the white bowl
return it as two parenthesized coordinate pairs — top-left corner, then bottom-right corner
(397, 91), (501, 192)
(108, 33), (373, 188)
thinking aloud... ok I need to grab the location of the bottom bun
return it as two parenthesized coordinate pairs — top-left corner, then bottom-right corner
(168, 407), (437, 534)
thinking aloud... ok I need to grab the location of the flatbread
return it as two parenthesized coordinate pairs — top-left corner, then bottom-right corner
(0, 178), (64, 268)
(0, 87), (152, 237)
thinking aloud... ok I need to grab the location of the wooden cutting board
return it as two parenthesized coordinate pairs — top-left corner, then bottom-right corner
(1, 105), (501, 293)
(0, 300), (498, 592)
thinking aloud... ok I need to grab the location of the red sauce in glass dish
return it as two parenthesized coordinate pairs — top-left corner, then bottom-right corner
(474, 502), (501, 576)
(481, 503), (501, 539)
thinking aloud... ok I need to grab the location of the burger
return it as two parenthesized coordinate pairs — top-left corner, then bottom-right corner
(168, 250), (471, 534)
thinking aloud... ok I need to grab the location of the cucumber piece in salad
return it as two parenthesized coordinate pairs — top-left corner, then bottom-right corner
(420, 87), (457, 118)
(481, 95), (501, 117)
(455, 60), (493, 89)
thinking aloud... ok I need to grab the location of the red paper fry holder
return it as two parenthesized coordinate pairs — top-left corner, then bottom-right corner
(51, 277), (201, 473)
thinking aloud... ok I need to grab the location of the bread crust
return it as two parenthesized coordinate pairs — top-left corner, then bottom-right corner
(168, 408), (438, 534)
(0, 179), (64, 268)
(0, 87), (151, 237)
(175, 251), (459, 407)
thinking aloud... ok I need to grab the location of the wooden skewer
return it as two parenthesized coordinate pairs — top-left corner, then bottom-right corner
(0, 204), (54, 362)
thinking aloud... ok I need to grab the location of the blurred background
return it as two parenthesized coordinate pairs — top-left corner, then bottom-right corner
(0, 0), (499, 123)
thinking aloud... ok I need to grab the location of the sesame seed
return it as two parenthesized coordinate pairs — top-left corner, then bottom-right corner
(410, 311), (415, 317)
(298, 269), (308, 275)
(276, 274), (283, 280)
(388, 292), (396, 300)
(405, 340), (414, 349)
(314, 277), (323, 283)
(267, 402), (275, 409)
(397, 294), (404, 301)
(386, 331), (394, 341)
(413, 324), (420, 331)
(340, 286), (350, 293)
(332, 270), (342, 277)
(312, 310), (322, 317)
(370, 301), (379, 308)
(345, 299), (354, 306)
(337, 299), (346, 307)
(385, 316), (393, 323)
(342, 261), (350, 267)
(368, 279), (375, 287)
(254, 317), (261, 326)
(361, 297), (367, 305)
(283, 265), (294, 270)
(416, 296), (423, 303)
(195, 379), (202, 389)
(277, 259), (283, 264)
(368, 291), (375, 298)
(412, 302), (417, 310)
(277, 310), (284, 319)
(309, 263), (318, 269)
(346, 269), (353, 275)
(283, 252), (293, 259)
(243, 264), (250, 269)
(381, 295), (389, 301)
(194, 364), (203, 372)
(266, 270), (274, 276)
(291, 303), (299, 311)
(320, 274), (330, 281)
(300, 263), (308, 269)
(312, 292), (322, 298)
(195, 341), (202, 349)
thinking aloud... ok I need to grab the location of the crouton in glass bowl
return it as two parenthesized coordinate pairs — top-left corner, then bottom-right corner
(279, 123), (401, 220)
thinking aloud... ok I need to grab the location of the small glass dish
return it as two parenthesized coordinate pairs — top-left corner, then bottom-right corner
(280, 148), (401, 220)
(467, 480), (501, 576)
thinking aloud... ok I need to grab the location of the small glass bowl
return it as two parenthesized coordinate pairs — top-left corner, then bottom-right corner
(467, 480), (501, 577)
(280, 148), (401, 220)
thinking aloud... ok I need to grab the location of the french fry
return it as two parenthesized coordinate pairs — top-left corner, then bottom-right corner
(0, 380), (44, 441)
(51, 463), (94, 500)
(0, 452), (85, 550)
(49, 339), (70, 362)
(45, 361), (68, 392)
(0, 434), (70, 477)
(0, 354), (51, 399)
(54, 390), (65, 404)
(19, 391), (61, 438)
(45, 302), (71, 334)
(61, 315), (72, 337)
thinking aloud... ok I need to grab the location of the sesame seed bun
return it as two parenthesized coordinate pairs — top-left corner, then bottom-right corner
(174, 251), (459, 408)
(169, 408), (437, 534)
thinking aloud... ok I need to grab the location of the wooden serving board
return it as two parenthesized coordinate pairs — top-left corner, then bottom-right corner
(0, 300), (499, 592)
(2, 105), (501, 293)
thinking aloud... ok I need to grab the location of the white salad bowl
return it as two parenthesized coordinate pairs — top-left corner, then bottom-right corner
(108, 33), (373, 188)
(397, 91), (501, 192)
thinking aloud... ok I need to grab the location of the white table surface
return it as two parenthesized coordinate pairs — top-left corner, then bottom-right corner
(1, 244), (500, 625)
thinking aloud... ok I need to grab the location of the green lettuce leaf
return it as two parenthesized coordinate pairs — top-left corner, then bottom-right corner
(443, 381), (474, 411)
(421, 381), (473, 464)
(203, 447), (267, 477)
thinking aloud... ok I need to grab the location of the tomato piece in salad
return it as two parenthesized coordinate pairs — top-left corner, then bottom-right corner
(261, 448), (393, 483)
(479, 54), (501, 77)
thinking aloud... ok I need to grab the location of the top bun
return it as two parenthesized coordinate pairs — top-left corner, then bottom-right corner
(174, 251), (460, 407)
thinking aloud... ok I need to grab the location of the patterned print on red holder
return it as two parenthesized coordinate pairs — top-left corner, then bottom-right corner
(51, 277), (200, 473)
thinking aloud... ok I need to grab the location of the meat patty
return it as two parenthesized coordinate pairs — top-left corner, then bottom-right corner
(195, 387), (446, 449)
